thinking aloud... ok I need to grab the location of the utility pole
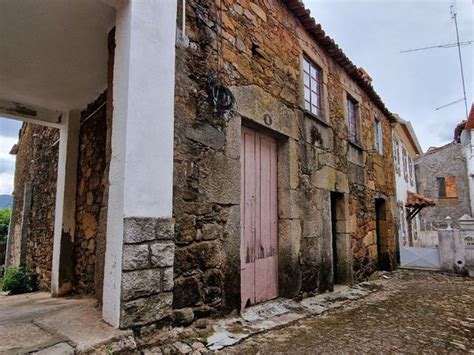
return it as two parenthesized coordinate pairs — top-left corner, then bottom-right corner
(400, 3), (470, 117)
(451, 3), (469, 119)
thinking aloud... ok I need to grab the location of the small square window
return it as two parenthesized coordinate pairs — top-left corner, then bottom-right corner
(303, 56), (324, 117)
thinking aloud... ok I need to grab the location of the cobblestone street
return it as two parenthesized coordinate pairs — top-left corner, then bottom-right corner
(223, 271), (474, 354)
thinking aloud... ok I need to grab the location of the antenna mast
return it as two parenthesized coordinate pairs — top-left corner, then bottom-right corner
(451, 3), (469, 119)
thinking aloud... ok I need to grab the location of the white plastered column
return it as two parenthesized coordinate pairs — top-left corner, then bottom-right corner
(51, 110), (80, 296)
(103, 0), (177, 327)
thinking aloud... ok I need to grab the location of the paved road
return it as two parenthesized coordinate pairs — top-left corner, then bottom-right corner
(223, 271), (474, 354)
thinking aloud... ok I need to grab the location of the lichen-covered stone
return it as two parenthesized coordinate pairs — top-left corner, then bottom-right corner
(122, 244), (149, 271)
(150, 242), (175, 268)
(124, 217), (158, 244)
(122, 268), (161, 301)
(120, 292), (173, 328)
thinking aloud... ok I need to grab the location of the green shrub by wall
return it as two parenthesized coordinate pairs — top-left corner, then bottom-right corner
(1, 266), (38, 295)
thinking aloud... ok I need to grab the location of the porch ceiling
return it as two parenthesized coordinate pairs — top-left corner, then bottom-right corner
(0, 0), (115, 114)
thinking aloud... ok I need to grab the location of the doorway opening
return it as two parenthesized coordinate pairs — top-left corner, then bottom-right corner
(330, 192), (349, 285)
(375, 198), (390, 271)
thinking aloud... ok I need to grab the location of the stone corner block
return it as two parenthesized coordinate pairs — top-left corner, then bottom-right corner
(121, 268), (161, 301)
(122, 244), (150, 271)
(123, 217), (157, 244)
(150, 242), (175, 268)
(155, 218), (175, 240)
(120, 292), (173, 328)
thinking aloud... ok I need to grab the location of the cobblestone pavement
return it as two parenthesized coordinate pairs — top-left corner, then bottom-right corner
(223, 271), (474, 354)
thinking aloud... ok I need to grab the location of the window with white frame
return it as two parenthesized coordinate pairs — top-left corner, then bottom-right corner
(303, 56), (324, 117)
(402, 147), (408, 182)
(408, 156), (414, 185)
(374, 118), (383, 154)
(393, 136), (400, 175)
(347, 96), (360, 145)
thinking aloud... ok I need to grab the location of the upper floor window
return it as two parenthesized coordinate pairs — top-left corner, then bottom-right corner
(347, 96), (360, 145)
(437, 176), (458, 198)
(374, 118), (383, 154)
(402, 147), (408, 182)
(393, 137), (400, 175)
(408, 156), (414, 185)
(303, 56), (323, 117)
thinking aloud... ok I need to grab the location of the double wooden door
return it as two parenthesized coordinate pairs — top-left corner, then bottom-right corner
(240, 127), (278, 309)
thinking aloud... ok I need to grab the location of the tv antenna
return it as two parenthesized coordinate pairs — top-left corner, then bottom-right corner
(401, 3), (470, 118)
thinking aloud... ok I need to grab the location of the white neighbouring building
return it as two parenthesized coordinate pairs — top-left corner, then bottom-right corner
(460, 104), (474, 215)
(392, 115), (422, 246)
(392, 115), (437, 268)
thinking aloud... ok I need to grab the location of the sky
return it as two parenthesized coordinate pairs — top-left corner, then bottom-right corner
(305, 0), (473, 150)
(0, 119), (21, 195)
(0, 0), (472, 195)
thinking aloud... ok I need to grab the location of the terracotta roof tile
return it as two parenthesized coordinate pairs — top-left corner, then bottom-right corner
(406, 191), (436, 208)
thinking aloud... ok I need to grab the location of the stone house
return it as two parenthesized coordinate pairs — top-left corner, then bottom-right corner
(415, 122), (472, 229)
(3, 0), (398, 329)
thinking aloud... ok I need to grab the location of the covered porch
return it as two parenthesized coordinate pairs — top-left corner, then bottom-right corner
(1, 0), (178, 327)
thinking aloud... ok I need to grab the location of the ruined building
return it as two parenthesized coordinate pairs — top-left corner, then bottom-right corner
(415, 126), (472, 229)
(3, 0), (398, 329)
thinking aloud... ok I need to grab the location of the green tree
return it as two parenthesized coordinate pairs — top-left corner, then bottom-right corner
(0, 207), (11, 242)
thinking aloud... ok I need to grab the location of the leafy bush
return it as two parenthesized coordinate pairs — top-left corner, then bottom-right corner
(1, 266), (38, 295)
(0, 207), (11, 242)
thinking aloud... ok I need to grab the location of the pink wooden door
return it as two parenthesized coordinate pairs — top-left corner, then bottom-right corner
(241, 127), (278, 310)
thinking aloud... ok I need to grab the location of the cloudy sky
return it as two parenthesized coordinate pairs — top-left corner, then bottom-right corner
(0, 0), (472, 195)
(306, 0), (472, 149)
(0, 119), (21, 195)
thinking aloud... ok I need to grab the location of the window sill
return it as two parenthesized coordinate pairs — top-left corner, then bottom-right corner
(303, 110), (331, 128)
(349, 140), (364, 151)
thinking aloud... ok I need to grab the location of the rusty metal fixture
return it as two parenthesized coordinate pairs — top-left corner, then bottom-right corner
(207, 77), (235, 116)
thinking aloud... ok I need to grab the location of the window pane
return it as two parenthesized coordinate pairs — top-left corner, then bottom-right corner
(311, 78), (319, 92)
(303, 58), (310, 72)
(304, 73), (310, 87)
(304, 87), (310, 102)
(311, 92), (319, 106)
(312, 104), (318, 114)
(305, 101), (311, 111)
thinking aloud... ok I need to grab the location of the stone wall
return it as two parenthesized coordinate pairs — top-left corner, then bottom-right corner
(73, 93), (109, 295)
(171, 0), (397, 321)
(6, 123), (59, 290)
(6, 93), (111, 296)
(415, 143), (471, 228)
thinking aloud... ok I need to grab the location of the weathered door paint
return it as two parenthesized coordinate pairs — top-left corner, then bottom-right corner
(240, 127), (278, 310)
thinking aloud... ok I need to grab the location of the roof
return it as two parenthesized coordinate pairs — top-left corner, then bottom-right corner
(284, 0), (396, 123)
(393, 114), (423, 155)
(406, 191), (435, 208)
(423, 142), (454, 156)
(465, 103), (474, 130)
(9, 144), (18, 155)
